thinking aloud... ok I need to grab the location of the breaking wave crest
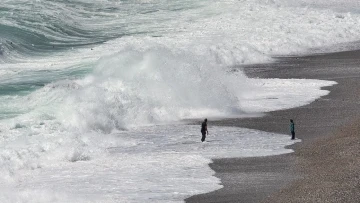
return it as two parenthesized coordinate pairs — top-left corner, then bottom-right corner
(56, 48), (251, 132)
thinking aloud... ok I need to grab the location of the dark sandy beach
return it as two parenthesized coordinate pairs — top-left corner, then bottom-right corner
(186, 50), (360, 203)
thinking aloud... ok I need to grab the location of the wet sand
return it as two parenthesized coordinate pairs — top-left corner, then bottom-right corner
(186, 50), (360, 203)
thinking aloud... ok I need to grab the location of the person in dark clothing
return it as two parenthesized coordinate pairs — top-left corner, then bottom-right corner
(201, 118), (208, 142)
(290, 119), (295, 140)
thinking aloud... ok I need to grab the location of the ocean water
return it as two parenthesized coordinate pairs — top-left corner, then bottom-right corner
(0, 0), (358, 202)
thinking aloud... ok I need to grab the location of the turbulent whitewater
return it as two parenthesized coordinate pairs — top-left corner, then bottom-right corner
(0, 0), (359, 202)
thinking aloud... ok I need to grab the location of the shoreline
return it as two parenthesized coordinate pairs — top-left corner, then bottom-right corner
(186, 49), (360, 202)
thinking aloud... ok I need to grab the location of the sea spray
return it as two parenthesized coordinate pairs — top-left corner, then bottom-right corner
(57, 48), (253, 132)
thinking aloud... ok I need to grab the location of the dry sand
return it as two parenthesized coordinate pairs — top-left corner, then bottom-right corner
(264, 120), (360, 203)
(186, 50), (360, 203)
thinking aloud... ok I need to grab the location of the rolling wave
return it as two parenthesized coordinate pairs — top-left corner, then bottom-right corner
(0, 0), (206, 61)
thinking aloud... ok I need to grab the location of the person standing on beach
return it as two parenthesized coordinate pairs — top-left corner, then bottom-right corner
(290, 119), (295, 140)
(201, 118), (208, 142)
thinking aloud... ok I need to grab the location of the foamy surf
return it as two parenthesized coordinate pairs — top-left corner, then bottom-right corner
(0, 0), (358, 202)
(0, 70), (334, 202)
(2, 125), (301, 203)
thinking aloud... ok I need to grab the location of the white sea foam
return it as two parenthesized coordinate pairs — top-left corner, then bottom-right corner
(0, 69), (334, 202)
(241, 78), (337, 113)
(1, 125), (300, 203)
(0, 0), (355, 202)
(56, 49), (252, 131)
(83, 0), (360, 65)
(1, 0), (360, 72)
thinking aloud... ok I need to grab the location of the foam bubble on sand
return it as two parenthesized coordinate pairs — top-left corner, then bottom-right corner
(241, 79), (337, 113)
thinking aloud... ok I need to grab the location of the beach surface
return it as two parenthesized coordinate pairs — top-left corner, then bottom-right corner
(186, 50), (360, 203)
